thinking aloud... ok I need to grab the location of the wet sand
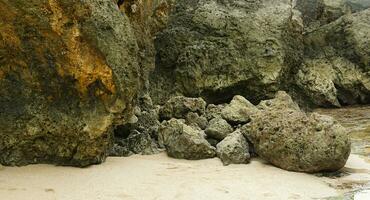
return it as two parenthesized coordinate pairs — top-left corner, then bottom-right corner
(0, 153), (370, 200)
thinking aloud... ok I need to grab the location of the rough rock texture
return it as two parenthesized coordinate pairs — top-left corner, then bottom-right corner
(0, 0), (140, 166)
(242, 92), (351, 172)
(205, 118), (233, 141)
(221, 95), (259, 124)
(185, 112), (208, 130)
(118, 0), (176, 91)
(159, 96), (207, 120)
(110, 94), (161, 156)
(158, 119), (216, 159)
(150, 0), (303, 104)
(216, 130), (250, 166)
(205, 104), (225, 120)
(296, 8), (370, 106)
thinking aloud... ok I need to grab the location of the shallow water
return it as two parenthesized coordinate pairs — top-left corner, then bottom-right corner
(316, 106), (370, 199)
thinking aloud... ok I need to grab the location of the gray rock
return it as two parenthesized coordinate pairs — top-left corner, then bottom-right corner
(298, 9), (370, 106)
(159, 96), (207, 120)
(185, 112), (208, 130)
(158, 119), (216, 159)
(216, 130), (250, 166)
(150, 0), (303, 104)
(221, 95), (259, 124)
(243, 93), (351, 173)
(205, 118), (233, 141)
(205, 104), (225, 120)
(257, 91), (301, 112)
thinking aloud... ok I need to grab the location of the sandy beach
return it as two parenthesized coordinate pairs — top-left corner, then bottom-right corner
(1, 153), (369, 200)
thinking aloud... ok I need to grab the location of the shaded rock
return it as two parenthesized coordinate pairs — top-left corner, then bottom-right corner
(185, 112), (208, 130)
(206, 138), (219, 147)
(205, 118), (233, 141)
(205, 104), (225, 120)
(158, 119), (216, 159)
(216, 130), (250, 166)
(299, 9), (370, 106)
(221, 95), (259, 124)
(0, 0), (140, 167)
(110, 130), (160, 157)
(242, 93), (351, 173)
(150, 0), (303, 104)
(159, 96), (207, 120)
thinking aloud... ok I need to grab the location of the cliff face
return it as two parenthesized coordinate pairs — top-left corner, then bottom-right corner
(0, 0), (140, 166)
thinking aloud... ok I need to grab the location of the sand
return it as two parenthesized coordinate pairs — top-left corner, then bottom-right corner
(1, 153), (370, 200)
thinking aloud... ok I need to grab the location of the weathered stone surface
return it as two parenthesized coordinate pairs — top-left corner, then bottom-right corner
(205, 118), (233, 141)
(185, 112), (208, 130)
(257, 91), (300, 111)
(159, 96), (207, 120)
(298, 8), (370, 106)
(150, 0), (303, 104)
(158, 119), (216, 159)
(221, 95), (259, 124)
(0, 0), (140, 166)
(216, 130), (250, 166)
(205, 104), (225, 120)
(242, 92), (351, 172)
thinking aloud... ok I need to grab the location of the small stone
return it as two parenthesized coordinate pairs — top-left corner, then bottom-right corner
(159, 96), (207, 120)
(221, 95), (259, 124)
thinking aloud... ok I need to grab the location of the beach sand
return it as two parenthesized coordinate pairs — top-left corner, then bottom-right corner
(1, 153), (369, 200)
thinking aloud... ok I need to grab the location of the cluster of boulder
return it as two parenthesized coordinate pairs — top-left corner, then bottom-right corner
(114, 91), (351, 173)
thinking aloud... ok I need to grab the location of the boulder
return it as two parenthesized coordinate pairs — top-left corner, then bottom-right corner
(216, 130), (250, 166)
(205, 118), (233, 141)
(185, 112), (208, 130)
(150, 0), (303, 104)
(242, 93), (351, 172)
(158, 119), (216, 159)
(0, 0), (140, 166)
(298, 8), (370, 106)
(221, 95), (259, 124)
(205, 104), (225, 120)
(159, 96), (207, 120)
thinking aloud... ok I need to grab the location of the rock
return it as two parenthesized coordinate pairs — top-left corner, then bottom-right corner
(205, 118), (233, 141)
(298, 9), (370, 106)
(159, 96), (207, 120)
(0, 0), (140, 166)
(216, 130), (250, 166)
(205, 104), (225, 120)
(243, 93), (351, 172)
(158, 119), (216, 159)
(221, 95), (259, 124)
(257, 91), (301, 111)
(150, 0), (303, 104)
(185, 112), (208, 130)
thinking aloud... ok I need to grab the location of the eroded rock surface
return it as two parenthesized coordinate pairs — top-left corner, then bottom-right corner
(242, 92), (351, 172)
(158, 119), (216, 159)
(216, 130), (250, 166)
(0, 0), (140, 166)
(150, 0), (303, 104)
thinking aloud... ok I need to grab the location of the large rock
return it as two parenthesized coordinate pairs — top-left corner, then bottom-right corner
(159, 96), (206, 120)
(158, 119), (216, 159)
(216, 130), (250, 166)
(297, 8), (370, 106)
(242, 92), (351, 172)
(205, 118), (233, 141)
(221, 95), (259, 124)
(0, 0), (140, 166)
(150, 0), (303, 104)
